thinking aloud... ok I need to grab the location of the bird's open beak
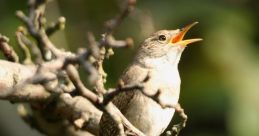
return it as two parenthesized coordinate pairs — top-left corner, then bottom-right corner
(170, 22), (202, 46)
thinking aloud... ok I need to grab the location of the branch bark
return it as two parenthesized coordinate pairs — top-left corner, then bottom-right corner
(0, 0), (187, 135)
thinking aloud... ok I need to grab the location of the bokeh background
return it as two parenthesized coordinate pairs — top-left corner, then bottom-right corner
(0, 0), (259, 136)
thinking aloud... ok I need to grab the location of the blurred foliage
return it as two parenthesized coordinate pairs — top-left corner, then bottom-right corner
(0, 0), (259, 136)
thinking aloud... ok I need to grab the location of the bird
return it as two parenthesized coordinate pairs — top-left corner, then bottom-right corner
(99, 22), (202, 136)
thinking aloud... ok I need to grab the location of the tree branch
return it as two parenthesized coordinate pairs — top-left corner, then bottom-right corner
(0, 0), (188, 135)
(0, 34), (19, 62)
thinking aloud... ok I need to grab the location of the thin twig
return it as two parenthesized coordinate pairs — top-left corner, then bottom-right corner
(46, 16), (66, 36)
(0, 34), (19, 62)
(16, 1), (68, 60)
(16, 28), (32, 64)
(105, 0), (136, 34)
(16, 26), (43, 63)
(64, 64), (127, 135)
(103, 82), (144, 105)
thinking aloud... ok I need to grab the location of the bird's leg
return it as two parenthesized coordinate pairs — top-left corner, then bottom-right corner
(166, 103), (188, 136)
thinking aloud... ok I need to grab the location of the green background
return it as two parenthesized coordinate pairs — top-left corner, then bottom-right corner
(0, 0), (259, 136)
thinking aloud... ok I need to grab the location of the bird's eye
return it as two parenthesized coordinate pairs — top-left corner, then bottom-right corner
(158, 35), (166, 41)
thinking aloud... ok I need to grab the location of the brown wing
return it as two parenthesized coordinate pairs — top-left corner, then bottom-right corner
(99, 64), (148, 136)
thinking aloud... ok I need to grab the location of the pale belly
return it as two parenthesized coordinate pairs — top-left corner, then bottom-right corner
(124, 92), (175, 136)
(121, 62), (180, 135)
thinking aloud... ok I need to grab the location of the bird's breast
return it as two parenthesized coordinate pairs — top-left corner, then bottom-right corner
(149, 64), (181, 104)
(124, 91), (175, 136)
(123, 65), (180, 135)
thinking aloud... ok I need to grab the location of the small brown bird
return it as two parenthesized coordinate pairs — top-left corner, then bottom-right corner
(99, 22), (202, 136)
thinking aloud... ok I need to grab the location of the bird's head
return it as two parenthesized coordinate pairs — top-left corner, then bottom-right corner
(136, 22), (202, 67)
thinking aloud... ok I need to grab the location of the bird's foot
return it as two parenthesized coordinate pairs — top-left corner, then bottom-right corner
(165, 123), (182, 136)
(165, 103), (188, 136)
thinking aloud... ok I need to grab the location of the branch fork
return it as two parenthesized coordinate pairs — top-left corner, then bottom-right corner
(0, 0), (187, 136)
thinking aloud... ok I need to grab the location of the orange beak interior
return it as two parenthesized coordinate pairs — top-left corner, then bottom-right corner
(170, 22), (202, 46)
